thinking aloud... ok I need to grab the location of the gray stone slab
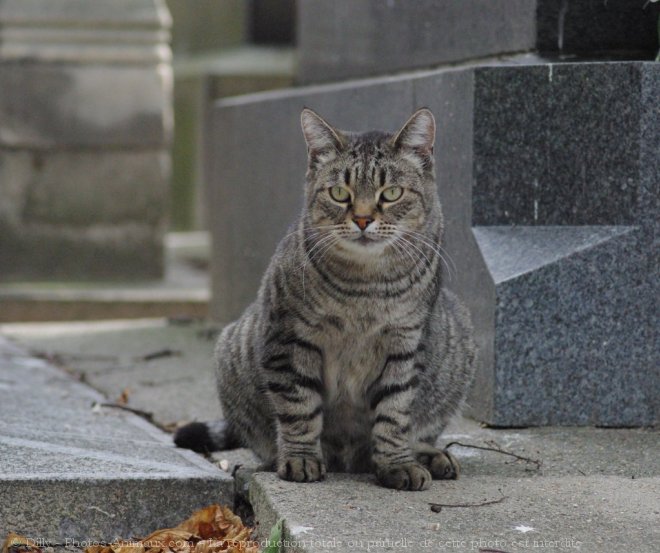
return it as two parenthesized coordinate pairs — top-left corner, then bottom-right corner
(537, 0), (660, 56)
(0, 0), (169, 27)
(0, 0), (172, 281)
(0, 336), (232, 542)
(474, 226), (634, 285)
(0, 233), (209, 322)
(297, 0), (537, 83)
(251, 473), (660, 552)
(0, 148), (170, 281)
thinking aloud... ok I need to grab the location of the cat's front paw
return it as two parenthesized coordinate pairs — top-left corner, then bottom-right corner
(376, 462), (431, 491)
(278, 456), (326, 483)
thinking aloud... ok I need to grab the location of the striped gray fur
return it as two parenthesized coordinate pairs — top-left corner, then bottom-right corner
(176, 108), (476, 491)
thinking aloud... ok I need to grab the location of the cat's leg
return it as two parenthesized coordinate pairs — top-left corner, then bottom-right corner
(413, 441), (459, 480)
(369, 341), (432, 491)
(263, 336), (326, 483)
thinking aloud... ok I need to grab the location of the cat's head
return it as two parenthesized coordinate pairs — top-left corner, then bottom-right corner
(300, 108), (440, 258)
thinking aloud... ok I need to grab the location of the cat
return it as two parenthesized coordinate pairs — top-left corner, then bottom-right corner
(175, 107), (476, 491)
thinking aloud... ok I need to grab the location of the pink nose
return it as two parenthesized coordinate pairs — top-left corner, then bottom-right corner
(353, 216), (373, 231)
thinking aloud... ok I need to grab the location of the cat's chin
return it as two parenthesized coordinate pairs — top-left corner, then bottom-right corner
(337, 237), (390, 258)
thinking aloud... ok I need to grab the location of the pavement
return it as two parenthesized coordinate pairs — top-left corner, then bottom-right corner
(2, 320), (659, 552)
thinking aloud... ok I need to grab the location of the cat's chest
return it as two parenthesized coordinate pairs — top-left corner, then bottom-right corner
(318, 320), (386, 406)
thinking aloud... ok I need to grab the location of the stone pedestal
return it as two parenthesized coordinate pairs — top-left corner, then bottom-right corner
(0, 0), (172, 281)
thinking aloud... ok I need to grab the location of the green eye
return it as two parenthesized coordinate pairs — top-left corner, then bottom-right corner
(329, 185), (350, 202)
(381, 186), (403, 202)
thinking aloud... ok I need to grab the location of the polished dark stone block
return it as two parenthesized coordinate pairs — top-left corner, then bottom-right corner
(468, 61), (659, 426)
(474, 226), (657, 426)
(473, 62), (642, 227)
(537, 0), (660, 56)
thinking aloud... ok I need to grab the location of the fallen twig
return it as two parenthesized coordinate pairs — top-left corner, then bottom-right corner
(33, 350), (120, 363)
(98, 402), (156, 421)
(97, 402), (178, 434)
(446, 440), (542, 469)
(429, 489), (506, 512)
(139, 348), (182, 361)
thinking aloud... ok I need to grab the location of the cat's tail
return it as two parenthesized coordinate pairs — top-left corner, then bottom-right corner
(173, 419), (239, 453)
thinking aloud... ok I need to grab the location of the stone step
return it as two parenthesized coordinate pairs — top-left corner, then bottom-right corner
(247, 417), (660, 552)
(0, 336), (232, 543)
(297, 0), (660, 83)
(205, 58), (658, 427)
(0, 232), (210, 322)
(250, 474), (660, 552)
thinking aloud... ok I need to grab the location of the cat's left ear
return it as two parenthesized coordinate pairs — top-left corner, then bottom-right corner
(392, 108), (435, 155)
(301, 108), (346, 163)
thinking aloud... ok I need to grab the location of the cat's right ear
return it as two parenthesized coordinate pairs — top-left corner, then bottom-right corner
(301, 108), (345, 164)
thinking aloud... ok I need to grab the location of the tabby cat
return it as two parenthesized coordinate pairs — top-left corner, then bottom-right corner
(175, 108), (476, 491)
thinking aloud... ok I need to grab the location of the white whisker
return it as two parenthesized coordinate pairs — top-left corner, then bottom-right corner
(397, 229), (456, 281)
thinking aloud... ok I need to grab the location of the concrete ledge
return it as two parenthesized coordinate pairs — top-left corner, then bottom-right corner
(248, 415), (660, 550)
(250, 472), (660, 552)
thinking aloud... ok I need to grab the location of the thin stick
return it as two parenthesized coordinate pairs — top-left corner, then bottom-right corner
(97, 402), (169, 432)
(139, 348), (182, 361)
(429, 490), (506, 512)
(445, 441), (542, 469)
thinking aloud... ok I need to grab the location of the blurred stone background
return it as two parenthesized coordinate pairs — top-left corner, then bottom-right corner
(0, 0), (297, 320)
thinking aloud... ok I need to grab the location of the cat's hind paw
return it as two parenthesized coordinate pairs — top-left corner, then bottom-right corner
(278, 456), (326, 483)
(376, 462), (431, 491)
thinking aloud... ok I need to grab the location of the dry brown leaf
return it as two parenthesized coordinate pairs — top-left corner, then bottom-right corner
(2, 505), (257, 553)
(116, 387), (131, 406)
(174, 505), (249, 543)
(141, 529), (195, 550)
(2, 534), (41, 553)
